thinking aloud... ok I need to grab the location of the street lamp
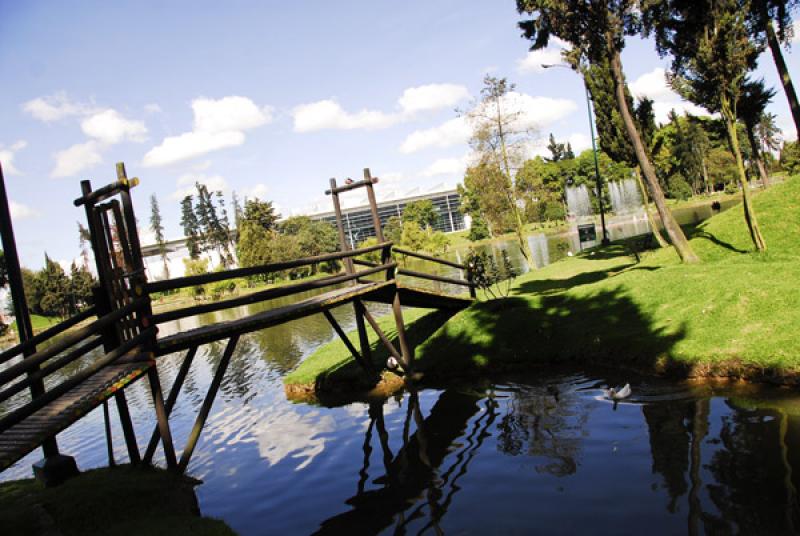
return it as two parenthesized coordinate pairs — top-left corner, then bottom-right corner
(541, 63), (610, 245)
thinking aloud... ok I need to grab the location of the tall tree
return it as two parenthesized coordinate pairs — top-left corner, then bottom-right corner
(149, 193), (170, 279)
(231, 190), (243, 231)
(77, 222), (91, 271)
(462, 75), (533, 259)
(460, 162), (516, 237)
(645, 0), (767, 251)
(179, 195), (201, 260)
(518, 0), (700, 263)
(738, 79), (777, 185)
(747, 0), (800, 139)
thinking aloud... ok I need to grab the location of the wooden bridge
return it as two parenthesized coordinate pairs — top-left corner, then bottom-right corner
(0, 163), (475, 480)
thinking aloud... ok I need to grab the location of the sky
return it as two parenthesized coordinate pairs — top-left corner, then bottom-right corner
(1, 1), (799, 269)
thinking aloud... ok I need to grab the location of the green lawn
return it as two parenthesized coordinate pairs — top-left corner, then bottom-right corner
(287, 176), (800, 394)
(0, 466), (235, 536)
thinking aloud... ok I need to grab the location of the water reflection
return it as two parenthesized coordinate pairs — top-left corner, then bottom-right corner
(311, 377), (800, 535)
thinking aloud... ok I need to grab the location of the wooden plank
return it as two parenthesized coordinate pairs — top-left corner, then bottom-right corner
(365, 284), (473, 310)
(155, 281), (394, 356)
(0, 361), (152, 471)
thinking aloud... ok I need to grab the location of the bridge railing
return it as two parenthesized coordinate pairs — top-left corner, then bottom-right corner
(146, 241), (396, 325)
(0, 298), (153, 431)
(391, 246), (477, 299)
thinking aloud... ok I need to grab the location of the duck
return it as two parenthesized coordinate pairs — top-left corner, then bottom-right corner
(604, 383), (631, 401)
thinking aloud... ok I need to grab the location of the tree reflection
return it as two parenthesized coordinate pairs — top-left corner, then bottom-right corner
(495, 382), (588, 477)
(313, 388), (494, 535)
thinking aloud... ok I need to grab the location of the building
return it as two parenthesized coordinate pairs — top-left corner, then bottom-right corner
(140, 185), (466, 279)
(308, 187), (465, 248)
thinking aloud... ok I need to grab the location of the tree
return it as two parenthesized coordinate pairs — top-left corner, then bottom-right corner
(518, 0), (700, 263)
(545, 133), (567, 162)
(69, 261), (94, 313)
(462, 75), (533, 259)
(149, 193), (170, 279)
(77, 222), (91, 271)
(738, 79), (777, 186)
(645, 0), (767, 251)
(780, 140), (800, 173)
(403, 200), (439, 230)
(277, 216), (339, 273)
(383, 216), (403, 244)
(460, 162), (515, 236)
(747, 0), (800, 140)
(236, 198), (282, 275)
(38, 254), (70, 318)
(180, 195), (201, 260)
(231, 190), (243, 231)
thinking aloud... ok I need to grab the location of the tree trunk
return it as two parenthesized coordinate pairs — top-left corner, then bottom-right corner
(767, 20), (800, 141)
(496, 103), (531, 262)
(745, 123), (770, 187)
(609, 49), (700, 263)
(635, 167), (668, 248)
(702, 158), (711, 194)
(722, 96), (767, 251)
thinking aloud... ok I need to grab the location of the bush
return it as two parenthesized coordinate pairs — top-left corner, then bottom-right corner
(666, 174), (693, 200)
(724, 182), (739, 195)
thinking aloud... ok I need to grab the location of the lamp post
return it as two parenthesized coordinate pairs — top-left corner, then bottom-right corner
(542, 63), (610, 245)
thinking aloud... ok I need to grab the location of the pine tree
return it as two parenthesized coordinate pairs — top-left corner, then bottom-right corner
(231, 191), (243, 232)
(77, 222), (91, 271)
(180, 195), (201, 260)
(149, 193), (170, 279)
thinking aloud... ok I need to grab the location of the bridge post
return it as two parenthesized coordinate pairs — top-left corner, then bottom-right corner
(0, 163), (78, 485)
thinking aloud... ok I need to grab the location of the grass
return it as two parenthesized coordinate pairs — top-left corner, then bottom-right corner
(0, 466), (235, 536)
(288, 176), (800, 393)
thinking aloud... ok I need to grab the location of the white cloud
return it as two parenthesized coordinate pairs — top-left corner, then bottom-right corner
(144, 103), (162, 114)
(22, 92), (93, 122)
(793, 20), (800, 44)
(144, 96), (271, 167)
(171, 172), (229, 200)
(9, 201), (38, 219)
(421, 155), (470, 177)
(81, 109), (147, 144)
(567, 132), (591, 154)
(293, 99), (398, 132)
(400, 117), (471, 153)
(398, 84), (469, 114)
(51, 141), (103, 178)
(400, 92), (576, 153)
(630, 67), (709, 124)
(0, 140), (28, 175)
(292, 83), (470, 133)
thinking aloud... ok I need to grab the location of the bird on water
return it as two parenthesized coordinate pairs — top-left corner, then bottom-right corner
(604, 383), (631, 401)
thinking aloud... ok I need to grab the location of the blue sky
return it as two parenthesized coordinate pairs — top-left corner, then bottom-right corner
(1, 1), (798, 269)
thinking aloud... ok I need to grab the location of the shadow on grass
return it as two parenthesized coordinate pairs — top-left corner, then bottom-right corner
(514, 263), (659, 296)
(690, 230), (748, 254)
(416, 288), (688, 382)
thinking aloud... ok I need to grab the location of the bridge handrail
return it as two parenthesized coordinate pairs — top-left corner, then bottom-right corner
(151, 261), (397, 325)
(396, 268), (477, 288)
(0, 305), (98, 365)
(391, 247), (467, 271)
(0, 298), (150, 405)
(0, 326), (156, 434)
(146, 241), (393, 294)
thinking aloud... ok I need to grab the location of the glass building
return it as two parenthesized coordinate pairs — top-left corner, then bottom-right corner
(310, 189), (464, 248)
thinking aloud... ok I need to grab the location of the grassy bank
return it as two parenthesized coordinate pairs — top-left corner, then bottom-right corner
(288, 176), (800, 396)
(0, 466), (235, 536)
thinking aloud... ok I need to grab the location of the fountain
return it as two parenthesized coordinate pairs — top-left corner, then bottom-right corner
(565, 184), (596, 251)
(607, 178), (650, 241)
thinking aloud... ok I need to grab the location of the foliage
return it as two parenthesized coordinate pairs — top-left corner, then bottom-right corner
(277, 216), (339, 273)
(780, 141), (800, 174)
(183, 257), (209, 299)
(179, 195), (201, 260)
(383, 216), (403, 244)
(467, 214), (490, 241)
(402, 200), (439, 229)
(466, 248), (517, 299)
(460, 162), (515, 235)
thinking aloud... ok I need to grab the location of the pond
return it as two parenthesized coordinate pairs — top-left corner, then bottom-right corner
(3, 304), (800, 535)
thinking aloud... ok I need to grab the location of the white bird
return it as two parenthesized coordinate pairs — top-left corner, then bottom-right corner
(604, 383), (631, 401)
(386, 356), (400, 371)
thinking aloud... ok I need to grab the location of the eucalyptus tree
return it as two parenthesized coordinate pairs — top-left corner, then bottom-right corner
(738, 79), (777, 185)
(747, 0), (800, 139)
(517, 1), (695, 259)
(644, 0), (767, 251)
(462, 75), (533, 259)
